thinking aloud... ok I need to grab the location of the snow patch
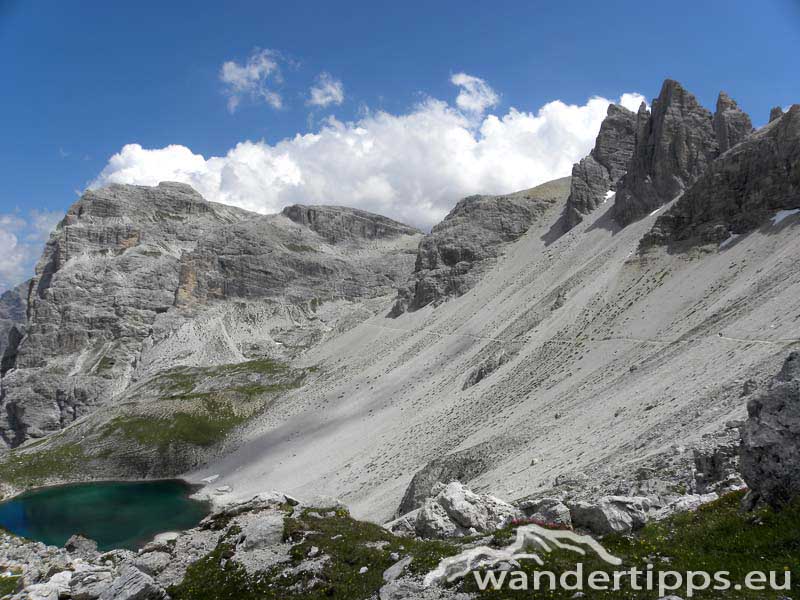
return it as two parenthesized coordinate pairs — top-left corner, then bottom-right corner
(649, 206), (663, 217)
(772, 208), (800, 226)
(603, 190), (616, 203)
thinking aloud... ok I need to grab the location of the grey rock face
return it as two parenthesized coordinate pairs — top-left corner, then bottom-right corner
(397, 442), (494, 516)
(99, 565), (165, 600)
(0, 280), (28, 372)
(0, 183), (421, 448)
(641, 105), (800, 248)
(712, 92), (753, 154)
(392, 178), (569, 315)
(415, 482), (519, 538)
(614, 80), (720, 225)
(770, 106), (785, 122)
(565, 104), (637, 228)
(741, 352), (800, 508)
(282, 204), (420, 244)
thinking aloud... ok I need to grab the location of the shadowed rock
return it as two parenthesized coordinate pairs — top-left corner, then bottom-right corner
(713, 92), (753, 154)
(741, 352), (800, 509)
(614, 79), (719, 225)
(641, 105), (800, 249)
(391, 178), (569, 315)
(565, 104), (637, 229)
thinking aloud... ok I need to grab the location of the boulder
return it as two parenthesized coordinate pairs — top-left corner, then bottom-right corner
(415, 482), (519, 538)
(741, 352), (800, 508)
(64, 534), (99, 557)
(237, 511), (285, 550)
(569, 496), (649, 535)
(132, 551), (172, 577)
(69, 567), (114, 600)
(99, 565), (165, 600)
(518, 497), (572, 528)
(397, 441), (494, 515)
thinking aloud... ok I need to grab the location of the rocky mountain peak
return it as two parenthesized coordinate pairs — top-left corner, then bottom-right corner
(770, 106), (785, 122)
(613, 79), (719, 225)
(641, 103), (800, 248)
(564, 103), (637, 229)
(713, 91), (753, 153)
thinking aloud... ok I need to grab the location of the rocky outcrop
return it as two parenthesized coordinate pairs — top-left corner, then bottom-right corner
(641, 105), (800, 248)
(281, 204), (420, 244)
(770, 107), (784, 122)
(414, 482), (519, 538)
(741, 352), (800, 508)
(712, 92), (753, 154)
(0, 281), (28, 371)
(397, 442), (494, 516)
(391, 177), (569, 315)
(614, 80), (720, 225)
(0, 183), (422, 448)
(565, 104), (637, 228)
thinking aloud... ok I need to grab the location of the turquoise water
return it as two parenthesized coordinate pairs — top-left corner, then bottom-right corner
(0, 480), (210, 551)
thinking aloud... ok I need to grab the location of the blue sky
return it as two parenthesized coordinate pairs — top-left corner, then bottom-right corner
(0, 0), (798, 291)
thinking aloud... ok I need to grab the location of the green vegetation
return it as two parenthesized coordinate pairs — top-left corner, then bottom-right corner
(0, 443), (86, 487)
(101, 397), (247, 449)
(170, 491), (799, 600)
(0, 574), (21, 596)
(169, 506), (459, 600)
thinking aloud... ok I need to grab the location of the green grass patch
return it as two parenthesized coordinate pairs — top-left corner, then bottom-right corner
(102, 397), (246, 449)
(0, 443), (86, 488)
(0, 574), (21, 596)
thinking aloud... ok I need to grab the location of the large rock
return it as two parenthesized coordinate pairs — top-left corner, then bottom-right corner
(712, 92), (753, 154)
(641, 105), (800, 248)
(565, 104), (637, 228)
(99, 565), (165, 600)
(614, 80), (720, 225)
(569, 496), (649, 535)
(391, 178), (569, 314)
(741, 352), (800, 508)
(415, 482), (519, 538)
(397, 441), (494, 516)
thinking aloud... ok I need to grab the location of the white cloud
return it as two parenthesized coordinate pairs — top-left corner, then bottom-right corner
(619, 92), (648, 113)
(451, 73), (499, 115)
(0, 210), (61, 293)
(308, 72), (344, 108)
(220, 48), (283, 113)
(92, 80), (646, 230)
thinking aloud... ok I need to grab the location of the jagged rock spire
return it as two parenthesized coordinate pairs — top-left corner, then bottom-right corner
(713, 91), (753, 153)
(613, 79), (719, 225)
(563, 103), (637, 229)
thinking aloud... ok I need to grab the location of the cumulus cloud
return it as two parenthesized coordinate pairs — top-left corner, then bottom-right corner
(451, 73), (499, 115)
(308, 72), (344, 107)
(92, 80), (646, 229)
(0, 210), (62, 293)
(220, 48), (283, 113)
(619, 92), (648, 112)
